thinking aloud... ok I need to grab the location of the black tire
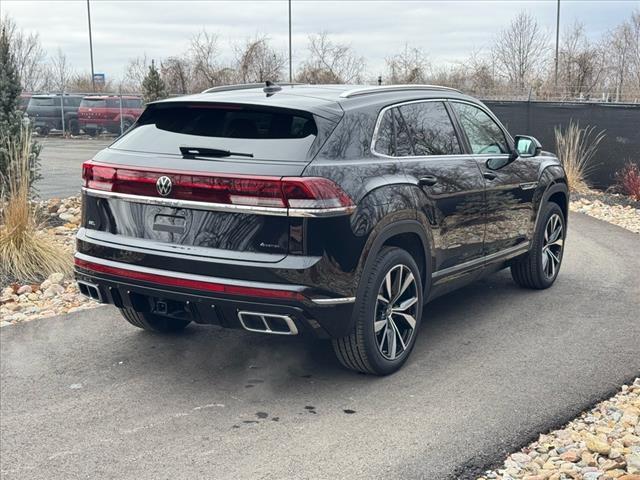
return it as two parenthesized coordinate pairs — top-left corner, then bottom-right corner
(68, 119), (80, 136)
(511, 202), (565, 289)
(122, 119), (133, 133)
(119, 307), (191, 333)
(85, 128), (97, 137)
(332, 247), (423, 375)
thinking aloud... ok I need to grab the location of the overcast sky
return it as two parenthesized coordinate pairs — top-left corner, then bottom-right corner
(3, 0), (638, 81)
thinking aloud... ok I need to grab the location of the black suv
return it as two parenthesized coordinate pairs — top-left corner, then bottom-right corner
(75, 84), (568, 375)
(26, 94), (83, 135)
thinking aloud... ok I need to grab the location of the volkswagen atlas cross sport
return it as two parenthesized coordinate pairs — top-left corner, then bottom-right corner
(75, 83), (568, 375)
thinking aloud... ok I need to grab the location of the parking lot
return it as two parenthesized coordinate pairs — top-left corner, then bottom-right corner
(35, 138), (112, 199)
(2, 213), (639, 480)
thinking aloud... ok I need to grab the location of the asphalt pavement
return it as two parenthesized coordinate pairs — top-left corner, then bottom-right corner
(1, 213), (639, 480)
(35, 137), (112, 199)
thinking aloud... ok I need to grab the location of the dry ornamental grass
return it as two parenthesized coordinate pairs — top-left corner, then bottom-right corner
(554, 122), (606, 194)
(0, 128), (70, 283)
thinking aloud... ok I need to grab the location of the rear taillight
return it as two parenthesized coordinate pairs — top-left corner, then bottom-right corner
(82, 161), (355, 214)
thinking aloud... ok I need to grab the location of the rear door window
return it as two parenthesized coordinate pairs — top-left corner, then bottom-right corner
(110, 102), (323, 161)
(397, 102), (461, 155)
(373, 101), (460, 157)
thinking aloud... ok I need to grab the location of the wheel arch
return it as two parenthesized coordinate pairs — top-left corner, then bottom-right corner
(359, 220), (432, 298)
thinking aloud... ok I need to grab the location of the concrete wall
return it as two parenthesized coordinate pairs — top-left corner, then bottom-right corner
(483, 100), (640, 188)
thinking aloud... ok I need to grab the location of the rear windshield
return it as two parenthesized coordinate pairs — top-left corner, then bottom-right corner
(30, 97), (59, 107)
(110, 102), (322, 161)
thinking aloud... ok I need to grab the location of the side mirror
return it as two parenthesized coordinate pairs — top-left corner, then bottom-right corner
(514, 135), (542, 158)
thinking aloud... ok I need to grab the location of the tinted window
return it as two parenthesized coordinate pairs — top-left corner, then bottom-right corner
(63, 97), (81, 107)
(452, 102), (509, 154)
(397, 102), (460, 155)
(124, 98), (143, 108)
(111, 102), (321, 161)
(81, 98), (106, 108)
(30, 97), (59, 107)
(373, 109), (394, 156)
(373, 107), (415, 156)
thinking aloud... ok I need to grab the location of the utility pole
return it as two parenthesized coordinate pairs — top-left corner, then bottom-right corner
(87, 0), (96, 92)
(288, 0), (292, 83)
(554, 0), (560, 89)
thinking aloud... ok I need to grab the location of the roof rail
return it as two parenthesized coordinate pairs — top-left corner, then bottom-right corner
(339, 84), (462, 98)
(202, 82), (306, 94)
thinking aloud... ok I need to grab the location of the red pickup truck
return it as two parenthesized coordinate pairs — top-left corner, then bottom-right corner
(78, 95), (144, 136)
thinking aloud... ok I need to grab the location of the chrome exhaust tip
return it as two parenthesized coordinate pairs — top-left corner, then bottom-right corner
(237, 311), (298, 335)
(77, 280), (103, 303)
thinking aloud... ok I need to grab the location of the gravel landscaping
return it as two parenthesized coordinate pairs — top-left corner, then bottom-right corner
(0, 196), (99, 326)
(570, 190), (640, 234)
(479, 378), (640, 480)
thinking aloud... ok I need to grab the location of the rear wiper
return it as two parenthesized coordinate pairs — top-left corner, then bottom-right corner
(179, 146), (254, 159)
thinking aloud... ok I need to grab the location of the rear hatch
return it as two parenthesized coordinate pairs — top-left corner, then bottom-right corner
(26, 96), (60, 121)
(82, 99), (343, 262)
(79, 97), (117, 123)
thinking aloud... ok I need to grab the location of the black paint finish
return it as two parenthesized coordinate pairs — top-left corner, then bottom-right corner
(76, 85), (569, 339)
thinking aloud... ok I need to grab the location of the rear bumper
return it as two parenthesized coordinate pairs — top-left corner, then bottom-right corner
(79, 119), (118, 129)
(74, 253), (356, 338)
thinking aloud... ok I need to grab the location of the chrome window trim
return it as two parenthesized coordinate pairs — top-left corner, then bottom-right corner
(82, 188), (355, 218)
(370, 98), (516, 160)
(370, 98), (465, 160)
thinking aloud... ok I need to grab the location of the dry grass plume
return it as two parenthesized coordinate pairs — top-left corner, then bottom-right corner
(554, 122), (605, 193)
(0, 127), (71, 283)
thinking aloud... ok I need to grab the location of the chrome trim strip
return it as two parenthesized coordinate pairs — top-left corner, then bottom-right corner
(340, 84), (461, 98)
(520, 182), (538, 190)
(432, 243), (530, 280)
(74, 252), (305, 294)
(370, 98), (515, 160)
(82, 188), (354, 218)
(311, 296), (356, 305)
(288, 206), (357, 217)
(238, 311), (299, 335)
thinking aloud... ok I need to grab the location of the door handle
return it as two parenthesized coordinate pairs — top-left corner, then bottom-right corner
(418, 175), (438, 187)
(483, 172), (497, 181)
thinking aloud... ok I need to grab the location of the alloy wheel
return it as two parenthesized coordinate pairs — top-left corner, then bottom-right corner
(374, 264), (419, 360)
(542, 213), (564, 279)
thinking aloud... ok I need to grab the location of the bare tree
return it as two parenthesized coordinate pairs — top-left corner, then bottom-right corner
(463, 49), (499, 92)
(557, 22), (604, 98)
(630, 10), (640, 92)
(234, 35), (285, 83)
(492, 11), (549, 89)
(189, 30), (234, 91)
(161, 56), (192, 94)
(1, 14), (46, 91)
(384, 43), (429, 84)
(605, 22), (633, 101)
(123, 54), (149, 92)
(49, 48), (73, 92)
(296, 32), (365, 84)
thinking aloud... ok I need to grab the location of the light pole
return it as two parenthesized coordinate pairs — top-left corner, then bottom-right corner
(288, 0), (292, 83)
(554, 0), (560, 89)
(87, 0), (96, 92)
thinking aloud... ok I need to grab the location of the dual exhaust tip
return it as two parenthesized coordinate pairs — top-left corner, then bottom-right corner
(77, 281), (103, 302)
(238, 311), (298, 335)
(77, 282), (298, 336)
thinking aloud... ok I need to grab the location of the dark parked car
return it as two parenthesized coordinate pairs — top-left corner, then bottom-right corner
(75, 83), (568, 375)
(26, 94), (83, 135)
(78, 95), (144, 136)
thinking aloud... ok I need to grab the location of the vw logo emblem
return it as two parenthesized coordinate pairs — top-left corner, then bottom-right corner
(156, 176), (172, 197)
